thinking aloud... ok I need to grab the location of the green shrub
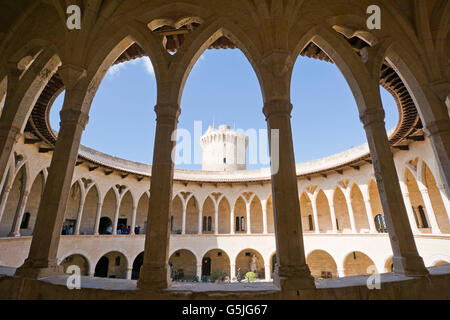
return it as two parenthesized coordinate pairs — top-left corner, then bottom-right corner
(245, 272), (256, 282)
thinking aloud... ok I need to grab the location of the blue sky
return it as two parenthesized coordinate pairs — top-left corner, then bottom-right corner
(50, 49), (398, 170)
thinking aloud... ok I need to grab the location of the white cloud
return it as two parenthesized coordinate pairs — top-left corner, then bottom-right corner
(106, 57), (154, 78)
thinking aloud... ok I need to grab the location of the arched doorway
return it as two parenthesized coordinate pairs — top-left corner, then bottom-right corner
(343, 251), (377, 277)
(201, 249), (230, 282)
(169, 249), (197, 281)
(131, 252), (144, 280)
(60, 254), (90, 276)
(235, 249), (265, 280)
(306, 250), (338, 279)
(99, 217), (112, 235)
(94, 252), (127, 279)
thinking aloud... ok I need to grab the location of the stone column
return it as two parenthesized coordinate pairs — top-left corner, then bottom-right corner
(263, 99), (314, 290)
(402, 192), (419, 233)
(93, 200), (103, 235)
(138, 104), (180, 290)
(418, 187), (441, 234)
(343, 190), (357, 233)
(197, 202), (203, 235)
(360, 186), (377, 233)
(130, 205), (137, 235)
(311, 197), (320, 233)
(214, 202), (219, 235)
(324, 190), (338, 232)
(360, 107), (428, 276)
(230, 207), (235, 235)
(0, 185), (12, 223)
(245, 202), (251, 235)
(112, 198), (120, 235)
(15, 101), (90, 278)
(0, 123), (21, 191)
(264, 263), (271, 281)
(181, 201), (187, 235)
(9, 190), (30, 237)
(74, 191), (86, 235)
(437, 184), (450, 222)
(126, 268), (133, 280)
(196, 263), (202, 280)
(261, 199), (268, 234)
(230, 263), (236, 280)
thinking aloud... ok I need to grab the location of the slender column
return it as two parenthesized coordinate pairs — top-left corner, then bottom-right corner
(214, 203), (219, 235)
(9, 190), (30, 237)
(0, 123), (21, 191)
(261, 199), (268, 234)
(246, 202), (251, 234)
(112, 199), (120, 235)
(0, 185), (12, 223)
(230, 263), (236, 280)
(230, 207), (235, 235)
(343, 190), (357, 233)
(324, 190), (338, 232)
(15, 96), (90, 278)
(130, 205), (137, 235)
(264, 263), (271, 281)
(360, 107), (427, 276)
(74, 192), (86, 235)
(418, 187), (441, 234)
(93, 200), (103, 235)
(437, 184), (450, 222)
(126, 268), (132, 280)
(181, 201), (187, 235)
(198, 202), (203, 235)
(402, 192), (419, 233)
(196, 263), (202, 280)
(138, 104), (180, 290)
(311, 197), (320, 233)
(337, 269), (345, 278)
(360, 186), (377, 233)
(263, 99), (314, 290)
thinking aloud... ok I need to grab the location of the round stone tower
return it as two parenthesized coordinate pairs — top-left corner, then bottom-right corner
(200, 125), (248, 171)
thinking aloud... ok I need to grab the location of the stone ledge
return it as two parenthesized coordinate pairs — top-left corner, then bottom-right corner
(0, 265), (449, 300)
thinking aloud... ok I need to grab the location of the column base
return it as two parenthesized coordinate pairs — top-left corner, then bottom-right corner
(137, 263), (171, 290)
(14, 258), (63, 279)
(393, 255), (429, 277)
(8, 232), (20, 238)
(273, 265), (316, 290)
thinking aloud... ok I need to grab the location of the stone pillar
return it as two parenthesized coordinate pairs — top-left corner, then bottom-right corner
(360, 186), (377, 233)
(214, 202), (219, 235)
(198, 202), (203, 235)
(245, 202), (251, 235)
(0, 185), (12, 224)
(138, 104), (180, 290)
(74, 192), (86, 235)
(181, 201), (187, 235)
(311, 196), (320, 233)
(337, 269), (345, 278)
(263, 99), (314, 290)
(261, 199), (268, 234)
(130, 205), (137, 235)
(402, 192), (419, 233)
(112, 199), (120, 235)
(418, 187), (441, 234)
(437, 184), (450, 222)
(264, 263), (271, 281)
(196, 263), (202, 280)
(324, 190), (338, 233)
(230, 263), (236, 280)
(230, 207), (235, 235)
(15, 101), (90, 278)
(126, 268), (132, 280)
(0, 124), (21, 191)
(93, 200), (103, 235)
(343, 190), (357, 233)
(9, 190), (30, 237)
(360, 107), (428, 276)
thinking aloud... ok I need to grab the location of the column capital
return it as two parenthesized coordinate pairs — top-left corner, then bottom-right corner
(154, 104), (181, 121)
(423, 119), (450, 137)
(263, 99), (293, 119)
(60, 109), (89, 129)
(58, 63), (87, 90)
(359, 108), (385, 128)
